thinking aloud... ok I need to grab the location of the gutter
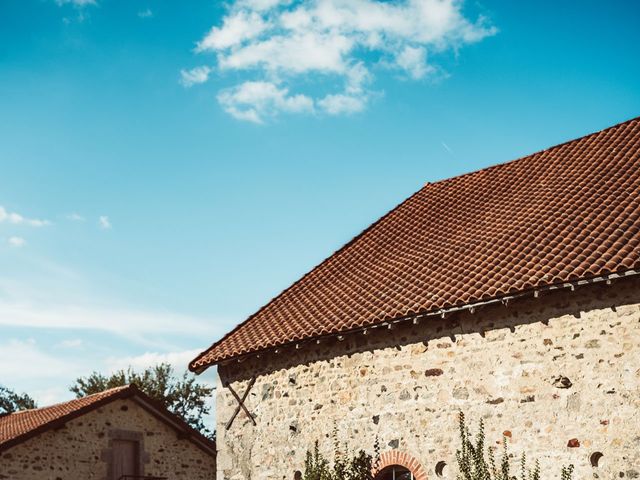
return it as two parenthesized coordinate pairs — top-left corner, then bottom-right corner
(194, 268), (639, 373)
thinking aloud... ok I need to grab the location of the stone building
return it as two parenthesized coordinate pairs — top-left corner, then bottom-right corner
(0, 384), (216, 480)
(190, 117), (640, 480)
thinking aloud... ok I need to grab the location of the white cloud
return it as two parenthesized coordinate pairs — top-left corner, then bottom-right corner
(106, 348), (206, 373)
(191, 0), (496, 122)
(0, 270), (224, 348)
(55, 0), (97, 6)
(318, 93), (367, 115)
(237, 0), (292, 11)
(138, 8), (153, 19)
(0, 206), (50, 227)
(180, 66), (212, 87)
(8, 236), (26, 248)
(218, 81), (314, 123)
(98, 215), (111, 229)
(0, 339), (79, 383)
(0, 301), (219, 343)
(197, 11), (269, 51)
(57, 338), (83, 348)
(66, 213), (85, 222)
(396, 45), (432, 79)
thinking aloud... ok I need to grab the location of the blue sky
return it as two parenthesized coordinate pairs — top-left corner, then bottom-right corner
(0, 0), (639, 407)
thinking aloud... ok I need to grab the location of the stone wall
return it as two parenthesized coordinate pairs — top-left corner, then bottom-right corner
(0, 398), (216, 480)
(216, 276), (640, 480)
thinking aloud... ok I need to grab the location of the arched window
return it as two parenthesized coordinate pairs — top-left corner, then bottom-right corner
(375, 465), (415, 480)
(374, 450), (427, 480)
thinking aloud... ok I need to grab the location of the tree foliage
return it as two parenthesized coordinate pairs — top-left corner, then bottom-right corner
(0, 385), (37, 416)
(70, 363), (214, 438)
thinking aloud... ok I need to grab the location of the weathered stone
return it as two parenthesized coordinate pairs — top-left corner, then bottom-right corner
(290, 421), (299, 434)
(567, 392), (581, 412)
(215, 279), (640, 480)
(0, 399), (215, 480)
(452, 387), (469, 400)
(552, 376), (573, 389)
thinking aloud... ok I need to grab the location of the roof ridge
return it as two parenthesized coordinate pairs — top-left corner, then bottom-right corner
(428, 114), (640, 188)
(17, 384), (133, 415)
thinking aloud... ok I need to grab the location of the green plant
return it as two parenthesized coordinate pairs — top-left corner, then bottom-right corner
(303, 439), (373, 480)
(304, 441), (331, 480)
(456, 412), (573, 480)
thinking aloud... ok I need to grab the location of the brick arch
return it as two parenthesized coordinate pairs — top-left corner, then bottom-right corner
(373, 450), (428, 480)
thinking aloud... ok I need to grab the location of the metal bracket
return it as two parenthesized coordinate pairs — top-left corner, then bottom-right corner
(225, 377), (257, 430)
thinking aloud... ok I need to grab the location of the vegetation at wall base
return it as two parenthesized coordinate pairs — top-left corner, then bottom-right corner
(300, 413), (575, 480)
(303, 440), (373, 480)
(456, 412), (574, 480)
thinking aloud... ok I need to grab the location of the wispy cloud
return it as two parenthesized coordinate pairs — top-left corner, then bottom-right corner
(66, 213), (85, 222)
(0, 301), (220, 346)
(180, 66), (212, 87)
(57, 338), (84, 348)
(8, 236), (26, 248)
(55, 0), (97, 6)
(138, 8), (153, 19)
(0, 206), (50, 227)
(190, 0), (496, 122)
(106, 348), (205, 373)
(0, 339), (80, 384)
(0, 262), (224, 347)
(98, 215), (111, 229)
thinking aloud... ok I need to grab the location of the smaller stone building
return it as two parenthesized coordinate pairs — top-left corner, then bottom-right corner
(0, 384), (216, 480)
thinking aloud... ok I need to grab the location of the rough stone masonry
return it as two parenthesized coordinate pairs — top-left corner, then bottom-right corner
(215, 276), (640, 480)
(0, 398), (216, 480)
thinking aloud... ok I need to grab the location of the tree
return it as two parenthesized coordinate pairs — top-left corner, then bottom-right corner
(70, 363), (214, 438)
(0, 385), (37, 415)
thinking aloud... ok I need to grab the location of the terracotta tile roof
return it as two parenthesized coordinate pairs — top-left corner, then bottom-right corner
(190, 116), (640, 371)
(0, 386), (129, 449)
(0, 385), (216, 455)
